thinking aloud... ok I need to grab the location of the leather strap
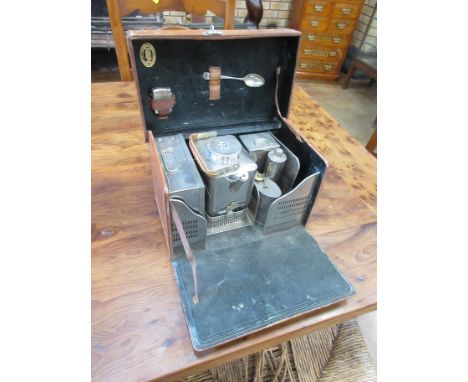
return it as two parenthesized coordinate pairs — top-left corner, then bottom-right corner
(275, 67), (303, 143)
(149, 96), (176, 119)
(208, 66), (221, 100)
(170, 202), (199, 304)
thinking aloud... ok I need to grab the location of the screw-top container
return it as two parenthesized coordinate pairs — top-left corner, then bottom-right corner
(265, 148), (287, 182)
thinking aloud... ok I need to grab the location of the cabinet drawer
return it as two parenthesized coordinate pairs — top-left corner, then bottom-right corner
(327, 18), (356, 34)
(299, 42), (345, 61)
(297, 59), (340, 73)
(303, 1), (333, 16)
(300, 16), (329, 32)
(304, 32), (351, 48)
(333, 3), (362, 19)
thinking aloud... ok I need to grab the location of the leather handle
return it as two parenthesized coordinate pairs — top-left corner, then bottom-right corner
(159, 25), (190, 30)
(208, 66), (221, 100)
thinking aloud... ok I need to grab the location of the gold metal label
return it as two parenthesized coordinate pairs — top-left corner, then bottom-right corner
(140, 43), (156, 68)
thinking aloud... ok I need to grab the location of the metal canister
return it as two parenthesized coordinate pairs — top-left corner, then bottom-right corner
(189, 133), (257, 216)
(252, 173), (282, 225)
(156, 134), (205, 215)
(238, 132), (280, 172)
(265, 148), (287, 183)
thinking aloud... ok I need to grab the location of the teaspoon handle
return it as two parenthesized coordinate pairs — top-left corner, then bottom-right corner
(220, 75), (243, 81)
(203, 72), (244, 81)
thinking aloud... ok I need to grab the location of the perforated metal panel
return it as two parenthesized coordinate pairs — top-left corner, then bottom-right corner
(274, 195), (311, 221)
(170, 198), (207, 249)
(264, 172), (320, 234)
(206, 209), (252, 235)
(171, 219), (200, 242)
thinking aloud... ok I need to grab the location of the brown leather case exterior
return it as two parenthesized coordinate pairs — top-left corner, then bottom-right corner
(147, 133), (173, 255)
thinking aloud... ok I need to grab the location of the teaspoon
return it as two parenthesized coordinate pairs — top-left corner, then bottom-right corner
(202, 72), (265, 87)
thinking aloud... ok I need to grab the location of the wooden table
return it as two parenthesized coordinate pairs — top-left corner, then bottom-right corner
(92, 82), (377, 382)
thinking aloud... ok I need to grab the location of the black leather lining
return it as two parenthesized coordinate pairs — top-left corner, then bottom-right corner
(130, 36), (299, 136)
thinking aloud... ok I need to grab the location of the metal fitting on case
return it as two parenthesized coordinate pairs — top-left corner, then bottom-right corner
(150, 87), (176, 119)
(203, 25), (223, 36)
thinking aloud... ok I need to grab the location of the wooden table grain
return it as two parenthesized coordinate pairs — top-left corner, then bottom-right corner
(91, 81), (377, 382)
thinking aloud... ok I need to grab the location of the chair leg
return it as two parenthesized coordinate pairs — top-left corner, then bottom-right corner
(106, 0), (133, 81)
(366, 128), (377, 155)
(342, 61), (356, 89)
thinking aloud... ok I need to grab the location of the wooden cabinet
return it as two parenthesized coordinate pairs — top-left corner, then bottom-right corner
(289, 0), (365, 80)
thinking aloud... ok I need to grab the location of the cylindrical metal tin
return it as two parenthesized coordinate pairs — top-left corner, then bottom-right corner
(265, 148), (287, 182)
(253, 174), (282, 225)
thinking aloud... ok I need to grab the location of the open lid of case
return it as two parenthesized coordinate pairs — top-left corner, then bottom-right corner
(127, 29), (301, 140)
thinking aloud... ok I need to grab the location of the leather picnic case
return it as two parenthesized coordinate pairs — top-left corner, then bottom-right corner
(127, 28), (355, 351)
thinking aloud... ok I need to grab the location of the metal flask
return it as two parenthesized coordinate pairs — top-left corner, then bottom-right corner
(190, 133), (257, 216)
(265, 148), (287, 183)
(251, 173), (282, 225)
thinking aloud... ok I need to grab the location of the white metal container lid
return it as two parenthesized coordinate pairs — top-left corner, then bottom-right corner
(268, 148), (287, 163)
(207, 136), (242, 164)
(190, 133), (257, 176)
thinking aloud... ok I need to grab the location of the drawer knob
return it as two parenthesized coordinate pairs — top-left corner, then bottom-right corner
(337, 22), (346, 30)
(311, 20), (319, 27)
(342, 8), (351, 15)
(314, 5), (324, 12)
(306, 34), (316, 41)
(324, 64), (332, 71)
(333, 36), (342, 43)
